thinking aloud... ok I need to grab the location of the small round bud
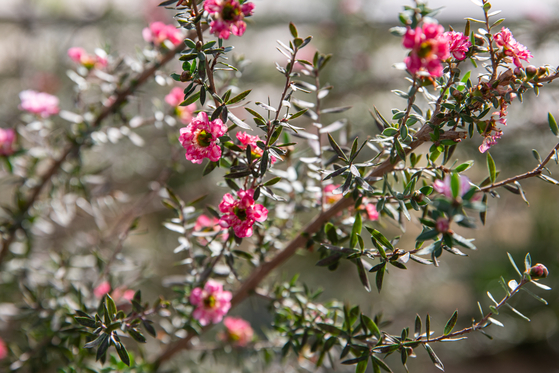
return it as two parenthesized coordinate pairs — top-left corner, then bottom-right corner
(525, 65), (537, 80)
(180, 71), (192, 82)
(474, 35), (485, 46)
(537, 67), (547, 77)
(196, 41), (203, 50)
(528, 263), (549, 279)
(514, 67), (523, 77)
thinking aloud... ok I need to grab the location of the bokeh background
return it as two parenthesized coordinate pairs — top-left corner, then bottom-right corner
(0, 0), (558, 372)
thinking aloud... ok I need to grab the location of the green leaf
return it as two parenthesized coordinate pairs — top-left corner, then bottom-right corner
(180, 92), (200, 106)
(454, 161), (474, 172)
(548, 113), (559, 136)
(443, 310), (458, 335)
(369, 229), (394, 250)
(106, 295), (117, 319)
(289, 22), (298, 38)
(486, 152), (496, 184)
(113, 335), (130, 366)
(328, 134), (348, 162)
(288, 108), (308, 120)
(375, 264), (385, 293)
(355, 259), (371, 292)
(350, 213), (362, 249)
(317, 323), (343, 336)
(75, 317), (97, 328)
(128, 328), (147, 343)
(371, 355), (393, 373)
(225, 90), (251, 105)
(424, 344), (444, 371)
(507, 252), (523, 276)
(361, 314), (381, 339)
(414, 314), (422, 338)
(203, 161), (219, 176)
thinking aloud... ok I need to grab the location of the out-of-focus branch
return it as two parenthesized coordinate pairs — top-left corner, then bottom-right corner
(0, 40), (189, 266)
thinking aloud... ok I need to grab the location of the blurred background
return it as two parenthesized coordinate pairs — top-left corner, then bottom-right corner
(0, 0), (558, 372)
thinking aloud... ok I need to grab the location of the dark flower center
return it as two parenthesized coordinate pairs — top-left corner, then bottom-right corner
(234, 206), (247, 220)
(196, 130), (213, 147)
(222, 3), (241, 21)
(204, 295), (216, 308)
(418, 41), (433, 58)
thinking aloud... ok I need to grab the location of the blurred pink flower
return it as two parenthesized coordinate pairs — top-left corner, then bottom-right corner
(403, 23), (450, 77)
(195, 214), (229, 242)
(444, 31), (471, 60)
(494, 27), (533, 68)
(365, 203), (379, 221)
(190, 279), (232, 325)
(435, 217), (450, 233)
(0, 128), (16, 156)
(223, 316), (254, 346)
(67, 47), (108, 69)
(323, 184), (342, 204)
(479, 130), (502, 153)
(219, 189), (268, 238)
(0, 338), (7, 360)
(165, 87), (196, 124)
(94, 281), (111, 298)
(111, 287), (136, 303)
(236, 131), (277, 163)
(179, 112), (227, 164)
(143, 22), (184, 46)
(433, 175), (471, 198)
(19, 90), (60, 118)
(204, 0), (255, 39)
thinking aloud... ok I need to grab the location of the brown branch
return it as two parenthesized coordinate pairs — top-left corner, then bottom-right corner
(479, 141), (559, 192)
(0, 40), (189, 266)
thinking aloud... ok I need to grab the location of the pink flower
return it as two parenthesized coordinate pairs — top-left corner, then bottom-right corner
(19, 90), (60, 118)
(365, 203), (379, 221)
(0, 128), (16, 156)
(67, 47), (108, 69)
(179, 112), (227, 164)
(478, 131), (502, 153)
(494, 27), (533, 68)
(204, 0), (255, 39)
(433, 175), (471, 199)
(142, 22), (184, 46)
(403, 23), (450, 77)
(323, 184), (342, 205)
(94, 281), (111, 298)
(111, 288), (136, 303)
(236, 131), (277, 163)
(444, 31), (471, 60)
(165, 87), (196, 124)
(0, 338), (7, 360)
(218, 189), (268, 238)
(190, 279), (232, 325)
(223, 316), (254, 346)
(195, 214), (229, 242)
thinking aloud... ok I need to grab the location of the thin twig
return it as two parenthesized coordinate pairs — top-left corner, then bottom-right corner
(479, 141), (559, 192)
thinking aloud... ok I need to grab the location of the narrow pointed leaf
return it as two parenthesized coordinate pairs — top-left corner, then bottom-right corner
(443, 310), (458, 335)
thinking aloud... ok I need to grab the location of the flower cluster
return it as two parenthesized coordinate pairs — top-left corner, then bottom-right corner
(222, 317), (254, 346)
(204, 0), (255, 39)
(433, 174), (472, 199)
(494, 27), (533, 68)
(402, 23), (450, 77)
(190, 280), (232, 326)
(179, 112), (227, 164)
(444, 31), (471, 60)
(219, 189), (268, 238)
(19, 90), (60, 118)
(165, 87), (196, 124)
(0, 128), (16, 156)
(67, 47), (108, 69)
(236, 131), (277, 163)
(142, 22), (184, 46)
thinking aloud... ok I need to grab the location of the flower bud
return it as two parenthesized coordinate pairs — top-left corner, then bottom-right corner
(451, 89), (463, 102)
(527, 263), (549, 279)
(196, 41), (203, 51)
(474, 35), (485, 46)
(525, 65), (537, 80)
(537, 66), (547, 77)
(180, 71), (192, 82)
(435, 218), (450, 233)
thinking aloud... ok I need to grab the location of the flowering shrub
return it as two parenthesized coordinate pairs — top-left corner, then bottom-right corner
(0, 0), (557, 372)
